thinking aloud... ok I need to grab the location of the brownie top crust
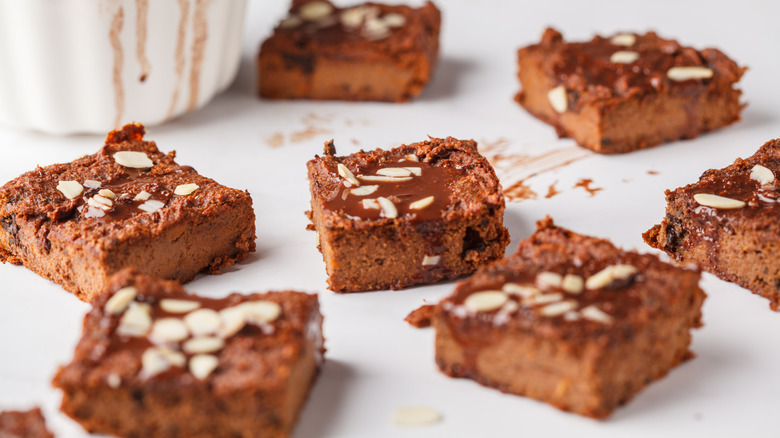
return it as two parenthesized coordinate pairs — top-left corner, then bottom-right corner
(54, 269), (322, 392)
(439, 218), (704, 341)
(307, 137), (505, 229)
(0, 408), (53, 438)
(262, 1), (440, 62)
(663, 138), (780, 229)
(525, 27), (745, 109)
(0, 123), (252, 254)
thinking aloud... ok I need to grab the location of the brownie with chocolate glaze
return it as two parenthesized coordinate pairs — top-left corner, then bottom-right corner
(0, 408), (54, 438)
(53, 268), (324, 438)
(307, 137), (509, 292)
(259, 1), (440, 102)
(0, 123), (256, 302)
(515, 28), (746, 154)
(409, 218), (705, 418)
(645, 138), (780, 310)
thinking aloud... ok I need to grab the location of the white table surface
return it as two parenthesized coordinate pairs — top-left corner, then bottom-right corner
(1, 1), (779, 437)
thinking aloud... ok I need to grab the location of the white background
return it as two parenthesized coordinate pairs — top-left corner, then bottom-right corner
(1, 1), (779, 437)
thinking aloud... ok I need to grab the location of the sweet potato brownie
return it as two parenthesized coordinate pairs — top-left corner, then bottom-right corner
(53, 268), (324, 438)
(0, 408), (54, 438)
(410, 218), (705, 418)
(258, 0), (440, 102)
(644, 139), (780, 309)
(515, 28), (746, 154)
(0, 123), (256, 302)
(307, 138), (509, 292)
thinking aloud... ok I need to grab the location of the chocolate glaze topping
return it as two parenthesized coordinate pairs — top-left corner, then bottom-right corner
(539, 28), (744, 109)
(102, 292), (274, 381)
(325, 159), (464, 223)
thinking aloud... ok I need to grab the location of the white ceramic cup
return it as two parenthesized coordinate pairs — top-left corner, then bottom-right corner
(0, 0), (247, 135)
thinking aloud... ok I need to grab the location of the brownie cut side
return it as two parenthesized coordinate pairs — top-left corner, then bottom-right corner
(414, 217), (705, 418)
(259, 1), (440, 102)
(515, 28), (746, 154)
(644, 138), (780, 310)
(307, 137), (509, 292)
(52, 268), (324, 438)
(0, 123), (256, 302)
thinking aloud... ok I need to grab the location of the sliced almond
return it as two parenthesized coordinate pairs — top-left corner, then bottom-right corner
(105, 286), (137, 315)
(134, 190), (152, 201)
(610, 33), (636, 46)
(219, 306), (247, 338)
(113, 151), (154, 169)
(337, 163), (360, 187)
(501, 300), (519, 314)
(92, 194), (113, 207)
(140, 347), (171, 378)
(241, 300), (282, 325)
(116, 302), (152, 337)
(403, 167), (422, 176)
(547, 85), (567, 113)
(409, 196), (434, 210)
(174, 183), (199, 196)
(183, 309), (222, 337)
(422, 255), (440, 266)
(377, 197), (398, 218)
(183, 336), (225, 354)
(87, 197), (111, 210)
(98, 189), (117, 199)
(138, 199), (165, 213)
(610, 50), (639, 64)
(357, 175), (413, 183)
(502, 283), (541, 297)
(750, 164), (775, 186)
(693, 193), (745, 210)
(189, 354), (219, 379)
(525, 292), (563, 305)
(402, 154), (419, 162)
(463, 291), (508, 313)
(350, 185), (379, 196)
(667, 66), (713, 81)
(376, 167), (413, 177)
(56, 180), (83, 199)
(298, 1), (333, 21)
(362, 198), (380, 209)
(149, 318), (190, 344)
(539, 300), (577, 317)
(392, 406), (442, 427)
(363, 18), (390, 40)
(561, 274), (584, 294)
(107, 373), (121, 388)
(280, 15), (303, 29)
(382, 13), (406, 28)
(580, 305), (613, 324)
(340, 5), (379, 27)
(585, 264), (639, 290)
(160, 299), (202, 314)
(83, 179), (102, 189)
(536, 272), (563, 289)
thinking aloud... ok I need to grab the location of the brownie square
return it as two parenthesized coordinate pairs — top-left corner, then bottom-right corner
(515, 28), (746, 154)
(413, 218), (704, 418)
(53, 268), (324, 438)
(258, 1), (440, 102)
(0, 408), (54, 438)
(645, 138), (780, 309)
(306, 138), (509, 292)
(0, 123), (256, 302)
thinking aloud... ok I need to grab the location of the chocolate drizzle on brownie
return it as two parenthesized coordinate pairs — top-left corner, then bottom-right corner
(325, 158), (464, 224)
